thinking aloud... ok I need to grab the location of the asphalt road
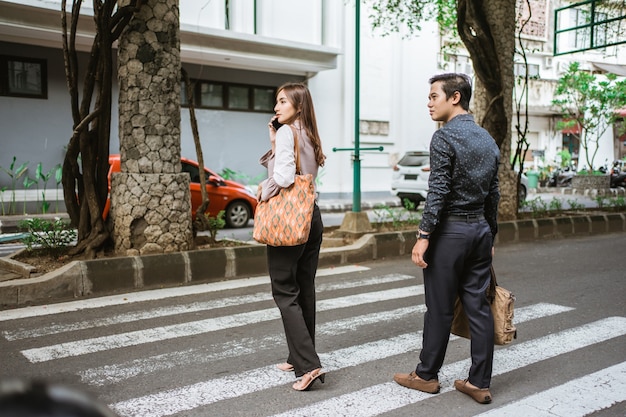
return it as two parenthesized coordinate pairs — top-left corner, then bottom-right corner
(1, 234), (624, 416)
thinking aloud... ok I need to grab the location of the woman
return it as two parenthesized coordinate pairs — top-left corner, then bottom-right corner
(257, 82), (326, 391)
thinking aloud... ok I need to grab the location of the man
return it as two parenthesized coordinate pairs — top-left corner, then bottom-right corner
(393, 73), (500, 404)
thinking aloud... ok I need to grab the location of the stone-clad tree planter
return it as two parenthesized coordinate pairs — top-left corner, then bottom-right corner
(111, 0), (194, 256)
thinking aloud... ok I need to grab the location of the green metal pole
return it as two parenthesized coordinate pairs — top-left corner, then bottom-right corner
(353, 0), (361, 213)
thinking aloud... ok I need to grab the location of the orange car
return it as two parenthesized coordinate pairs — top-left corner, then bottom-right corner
(106, 154), (258, 228)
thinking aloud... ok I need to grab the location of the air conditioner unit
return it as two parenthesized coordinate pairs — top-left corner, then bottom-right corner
(544, 56), (553, 68)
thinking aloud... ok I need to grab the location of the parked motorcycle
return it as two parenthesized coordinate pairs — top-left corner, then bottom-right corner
(548, 166), (575, 187)
(610, 161), (626, 188)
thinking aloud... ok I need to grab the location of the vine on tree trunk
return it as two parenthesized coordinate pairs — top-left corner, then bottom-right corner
(60, 0), (142, 258)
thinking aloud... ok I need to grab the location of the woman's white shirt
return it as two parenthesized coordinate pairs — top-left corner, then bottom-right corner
(272, 126), (296, 189)
(258, 122), (319, 202)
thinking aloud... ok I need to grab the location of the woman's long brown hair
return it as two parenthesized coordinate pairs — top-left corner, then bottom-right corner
(277, 82), (326, 167)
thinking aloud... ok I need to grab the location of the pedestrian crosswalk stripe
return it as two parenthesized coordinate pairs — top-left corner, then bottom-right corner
(79, 302), (572, 387)
(79, 304), (425, 386)
(109, 305), (595, 417)
(267, 317), (626, 417)
(473, 361), (626, 417)
(20, 285), (424, 363)
(0, 264), (371, 321)
(3, 273), (414, 341)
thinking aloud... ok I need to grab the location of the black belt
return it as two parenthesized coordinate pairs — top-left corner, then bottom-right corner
(444, 214), (485, 223)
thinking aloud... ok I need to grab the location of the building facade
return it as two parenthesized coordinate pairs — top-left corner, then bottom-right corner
(0, 0), (624, 214)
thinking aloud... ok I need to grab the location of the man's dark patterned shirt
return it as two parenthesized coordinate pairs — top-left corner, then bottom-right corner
(419, 114), (500, 237)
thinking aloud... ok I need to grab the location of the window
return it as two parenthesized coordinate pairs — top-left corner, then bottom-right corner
(228, 85), (249, 110)
(182, 79), (276, 113)
(181, 162), (202, 183)
(0, 56), (47, 99)
(397, 151), (429, 167)
(253, 87), (275, 111)
(200, 83), (223, 107)
(569, 8), (607, 50)
(514, 63), (540, 78)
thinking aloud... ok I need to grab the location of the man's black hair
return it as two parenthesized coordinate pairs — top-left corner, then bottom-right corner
(428, 73), (472, 111)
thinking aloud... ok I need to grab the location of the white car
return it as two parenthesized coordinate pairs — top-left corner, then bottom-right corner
(390, 151), (430, 209)
(391, 150), (529, 208)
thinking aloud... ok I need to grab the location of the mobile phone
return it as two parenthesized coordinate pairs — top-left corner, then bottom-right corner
(271, 118), (283, 130)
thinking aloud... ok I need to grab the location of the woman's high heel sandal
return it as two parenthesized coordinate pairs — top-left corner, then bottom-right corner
(276, 362), (294, 372)
(292, 368), (326, 391)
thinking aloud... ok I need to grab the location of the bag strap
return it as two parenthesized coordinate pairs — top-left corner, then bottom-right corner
(490, 265), (498, 287)
(487, 265), (498, 303)
(289, 125), (302, 174)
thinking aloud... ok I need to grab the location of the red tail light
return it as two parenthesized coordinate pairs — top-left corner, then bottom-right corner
(422, 167), (430, 172)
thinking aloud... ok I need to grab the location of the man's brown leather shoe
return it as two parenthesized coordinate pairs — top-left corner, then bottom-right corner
(454, 379), (492, 404)
(393, 371), (440, 394)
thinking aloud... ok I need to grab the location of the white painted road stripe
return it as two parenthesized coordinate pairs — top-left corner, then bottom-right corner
(3, 273), (414, 341)
(0, 264), (371, 321)
(268, 317), (626, 417)
(21, 286), (423, 363)
(79, 304), (426, 386)
(475, 361), (626, 417)
(78, 302), (573, 386)
(110, 307), (607, 417)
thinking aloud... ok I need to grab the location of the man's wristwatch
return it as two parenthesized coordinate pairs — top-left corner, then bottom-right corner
(417, 230), (430, 240)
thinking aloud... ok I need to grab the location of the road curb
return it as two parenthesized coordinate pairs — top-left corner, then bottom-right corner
(1, 212), (624, 309)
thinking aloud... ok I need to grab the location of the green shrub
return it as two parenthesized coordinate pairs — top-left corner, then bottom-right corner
(608, 196), (625, 210)
(0, 156), (29, 214)
(19, 218), (76, 254)
(594, 196), (608, 208)
(548, 197), (563, 212)
(203, 210), (226, 243)
(525, 196), (548, 218)
(567, 199), (585, 211)
(372, 202), (421, 229)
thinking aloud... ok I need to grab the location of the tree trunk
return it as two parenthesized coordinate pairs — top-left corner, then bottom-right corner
(111, 0), (194, 255)
(60, 1), (140, 258)
(181, 68), (210, 234)
(457, 0), (517, 221)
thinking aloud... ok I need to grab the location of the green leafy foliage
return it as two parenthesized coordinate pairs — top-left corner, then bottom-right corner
(0, 186), (6, 215)
(34, 162), (58, 214)
(22, 176), (37, 215)
(609, 195), (625, 210)
(54, 164), (63, 213)
(203, 210), (226, 244)
(520, 196), (548, 218)
(367, 0), (457, 40)
(372, 201), (421, 229)
(552, 62), (626, 172)
(19, 218), (77, 254)
(220, 168), (265, 186)
(0, 156), (29, 214)
(566, 199), (585, 211)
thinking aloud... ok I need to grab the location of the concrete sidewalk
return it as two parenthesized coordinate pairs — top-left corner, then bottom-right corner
(2, 189), (624, 308)
(0, 195), (400, 284)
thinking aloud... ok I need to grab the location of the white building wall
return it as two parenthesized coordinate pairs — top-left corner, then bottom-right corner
(320, 3), (438, 197)
(2, 0), (623, 203)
